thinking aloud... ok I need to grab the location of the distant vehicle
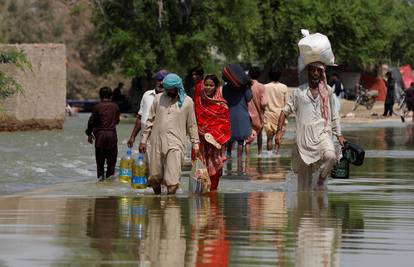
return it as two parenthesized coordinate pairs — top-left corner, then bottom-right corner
(395, 92), (407, 116)
(67, 100), (99, 113)
(352, 85), (378, 111)
(344, 87), (357, 100)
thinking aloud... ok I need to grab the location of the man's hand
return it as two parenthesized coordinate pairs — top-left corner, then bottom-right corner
(275, 130), (284, 147)
(139, 143), (147, 153)
(127, 136), (135, 148)
(337, 135), (346, 147)
(87, 135), (94, 144)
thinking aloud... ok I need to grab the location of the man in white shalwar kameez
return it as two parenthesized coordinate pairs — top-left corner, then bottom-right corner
(139, 73), (199, 195)
(275, 62), (345, 190)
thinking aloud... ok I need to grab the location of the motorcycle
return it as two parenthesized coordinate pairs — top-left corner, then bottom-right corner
(352, 85), (379, 111)
(395, 93), (409, 122)
(396, 93), (407, 113)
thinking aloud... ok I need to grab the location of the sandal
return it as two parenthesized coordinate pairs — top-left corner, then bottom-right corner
(205, 133), (221, 149)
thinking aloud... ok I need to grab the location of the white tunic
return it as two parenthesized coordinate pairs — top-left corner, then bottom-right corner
(282, 84), (341, 165)
(138, 89), (157, 130)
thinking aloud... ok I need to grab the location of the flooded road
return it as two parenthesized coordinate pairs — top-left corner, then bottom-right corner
(1, 115), (414, 266)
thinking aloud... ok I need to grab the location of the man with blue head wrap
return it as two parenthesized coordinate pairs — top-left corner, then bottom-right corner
(127, 69), (169, 148)
(139, 73), (199, 194)
(163, 73), (187, 107)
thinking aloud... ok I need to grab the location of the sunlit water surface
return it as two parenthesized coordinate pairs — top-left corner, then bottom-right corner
(1, 115), (414, 266)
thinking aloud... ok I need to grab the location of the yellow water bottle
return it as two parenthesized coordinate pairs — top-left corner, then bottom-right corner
(118, 197), (132, 237)
(131, 197), (147, 240)
(131, 153), (148, 189)
(119, 148), (134, 183)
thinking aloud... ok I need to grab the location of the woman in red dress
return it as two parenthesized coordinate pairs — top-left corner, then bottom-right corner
(194, 75), (231, 191)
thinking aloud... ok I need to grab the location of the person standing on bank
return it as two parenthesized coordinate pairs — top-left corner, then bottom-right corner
(139, 73), (199, 195)
(222, 64), (253, 158)
(383, 71), (395, 117)
(127, 70), (169, 148)
(329, 73), (344, 98)
(405, 82), (414, 122)
(246, 66), (268, 155)
(86, 87), (120, 181)
(195, 74), (231, 191)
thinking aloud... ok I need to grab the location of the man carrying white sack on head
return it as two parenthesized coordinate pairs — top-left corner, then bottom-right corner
(275, 29), (346, 190)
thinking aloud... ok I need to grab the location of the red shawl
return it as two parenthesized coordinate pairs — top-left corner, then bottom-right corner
(195, 83), (231, 145)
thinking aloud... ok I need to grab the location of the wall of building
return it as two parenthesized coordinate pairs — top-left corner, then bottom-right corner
(0, 44), (66, 131)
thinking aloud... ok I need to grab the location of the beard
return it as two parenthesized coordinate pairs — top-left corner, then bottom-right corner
(167, 92), (178, 98)
(155, 86), (164, 94)
(310, 75), (321, 84)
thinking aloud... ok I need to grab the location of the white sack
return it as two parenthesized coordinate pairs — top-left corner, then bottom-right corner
(298, 29), (336, 71)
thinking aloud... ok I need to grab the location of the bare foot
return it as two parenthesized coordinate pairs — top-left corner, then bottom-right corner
(148, 179), (161, 195)
(167, 184), (179, 195)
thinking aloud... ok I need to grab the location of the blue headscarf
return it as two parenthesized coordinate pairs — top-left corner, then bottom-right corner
(163, 73), (186, 108)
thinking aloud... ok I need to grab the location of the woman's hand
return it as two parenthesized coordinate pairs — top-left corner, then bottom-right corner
(139, 143), (147, 153)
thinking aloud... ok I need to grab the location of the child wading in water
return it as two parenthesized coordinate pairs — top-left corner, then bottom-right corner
(85, 87), (120, 181)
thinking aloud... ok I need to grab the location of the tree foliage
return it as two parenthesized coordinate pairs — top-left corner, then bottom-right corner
(93, 0), (414, 77)
(253, 0), (406, 70)
(92, 0), (261, 76)
(0, 49), (31, 101)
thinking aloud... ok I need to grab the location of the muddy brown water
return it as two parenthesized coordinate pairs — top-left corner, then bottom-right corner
(0, 115), (414, 266)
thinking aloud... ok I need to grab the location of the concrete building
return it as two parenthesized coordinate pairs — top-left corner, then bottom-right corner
(0, 44), (66, 131)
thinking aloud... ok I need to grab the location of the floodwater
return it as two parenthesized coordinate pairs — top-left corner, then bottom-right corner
(1, 115), (414, 266)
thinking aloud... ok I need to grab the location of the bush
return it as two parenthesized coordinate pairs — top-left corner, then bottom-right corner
(0, 49), (31, 101)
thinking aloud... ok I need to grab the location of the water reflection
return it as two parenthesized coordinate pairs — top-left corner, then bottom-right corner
(8, 189), (414, 267)
(248, 191), (287, 266)
(403, 124), (414, 146)
(144, 197), (186, 266)
(293, 192), (342, 267)
(225, 155), (290, 181)
(187, 193), (230, 266)
(73, 193), (351, 266)
(384, 128), (396, 149)
(329, 198), (364, 235)
(87, 196), (186, 266)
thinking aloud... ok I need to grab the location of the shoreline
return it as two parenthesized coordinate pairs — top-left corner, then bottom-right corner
(339, 99), (412, 123)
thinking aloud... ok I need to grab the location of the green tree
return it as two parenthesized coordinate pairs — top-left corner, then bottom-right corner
(388, 1), (414, 66)
(92, 0), (261, 77)
(255, 0), (402, 70)
(0, 49), (31, 102)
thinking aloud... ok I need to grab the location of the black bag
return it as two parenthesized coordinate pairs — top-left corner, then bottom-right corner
(344, 142), (365, 166)
(331, 149), (350, 179)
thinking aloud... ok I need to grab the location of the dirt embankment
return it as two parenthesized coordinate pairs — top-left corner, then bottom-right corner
(340, 99), (410, 122)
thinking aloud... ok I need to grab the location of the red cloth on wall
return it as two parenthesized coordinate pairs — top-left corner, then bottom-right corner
(400, 65), (413, 90)
(360, 75), (387, 101)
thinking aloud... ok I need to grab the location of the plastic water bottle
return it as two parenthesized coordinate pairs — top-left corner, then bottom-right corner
(131, 198), (147, 239)
(119, 148), (133, 183)
(118, 197), (132, 238)
(131, 153), (148, 189)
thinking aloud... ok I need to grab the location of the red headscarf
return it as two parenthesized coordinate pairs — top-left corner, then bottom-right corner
(195, 81), (231, 145)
